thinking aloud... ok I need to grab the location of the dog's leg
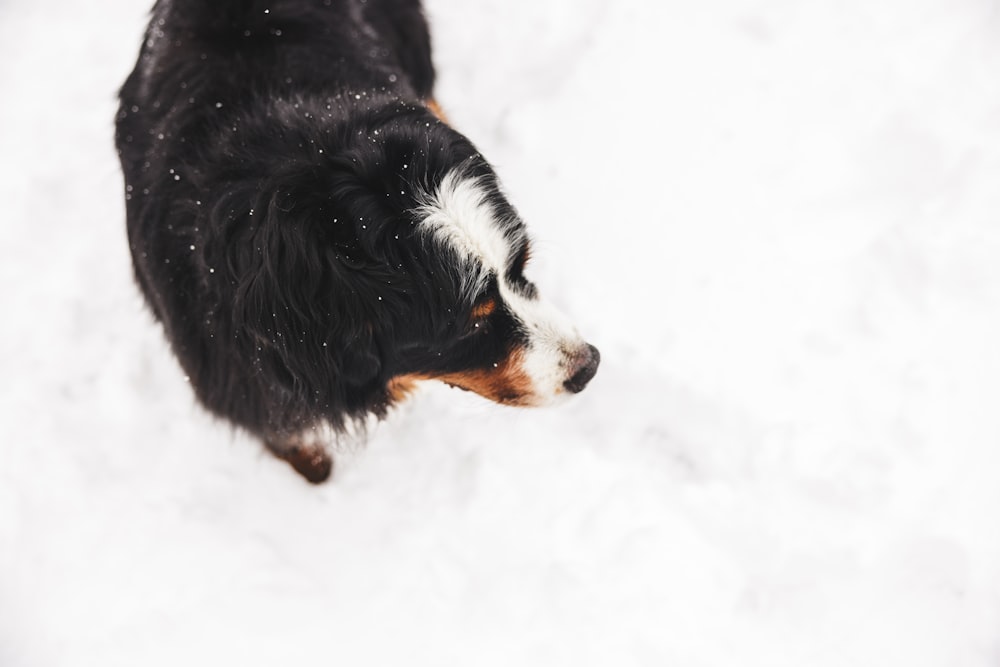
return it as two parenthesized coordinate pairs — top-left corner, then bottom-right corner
(264, 427), (334, 484)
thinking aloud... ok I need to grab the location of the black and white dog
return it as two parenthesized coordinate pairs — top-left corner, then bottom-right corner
(116, 0), (599, 482)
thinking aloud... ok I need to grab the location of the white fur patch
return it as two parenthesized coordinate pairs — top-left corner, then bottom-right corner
(417, 170), (587, 403)
(501, 285), (584, 404)
(416, 170), (522, 299)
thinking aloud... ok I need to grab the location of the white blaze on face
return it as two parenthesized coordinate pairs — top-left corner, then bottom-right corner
(417, 169), (588, 405)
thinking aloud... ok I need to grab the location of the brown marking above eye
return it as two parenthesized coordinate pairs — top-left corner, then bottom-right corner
(470, 297), (497, 321)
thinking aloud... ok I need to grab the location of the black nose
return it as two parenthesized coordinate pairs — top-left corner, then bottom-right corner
(564, 344), (600, 394)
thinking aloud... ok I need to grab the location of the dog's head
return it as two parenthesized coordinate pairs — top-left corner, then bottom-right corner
(221, 102), (598, 414)
(390, 165), (600, 406)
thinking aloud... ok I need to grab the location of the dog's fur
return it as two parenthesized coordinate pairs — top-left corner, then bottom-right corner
(116, 0), (599, 482)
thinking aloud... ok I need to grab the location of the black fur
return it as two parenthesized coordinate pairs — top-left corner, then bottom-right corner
(116, 0), (531, 480)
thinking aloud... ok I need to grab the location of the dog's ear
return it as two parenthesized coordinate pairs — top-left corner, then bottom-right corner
(339, 328), (382, 386)
(222, 178), (385, 396)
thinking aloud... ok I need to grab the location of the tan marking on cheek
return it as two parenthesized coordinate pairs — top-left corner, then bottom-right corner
(433, 346), (536, 406)
(386, 375), (421, 403)
(425, 99), (449, 124)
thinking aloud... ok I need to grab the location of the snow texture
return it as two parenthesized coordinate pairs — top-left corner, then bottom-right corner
(2, 0), (1000, 665)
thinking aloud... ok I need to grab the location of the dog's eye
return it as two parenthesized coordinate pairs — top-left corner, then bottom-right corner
(457, 315), (490, 340)
(466, 317), (490, 337)
(510, 243), (530, 279)
(461, 297), (496, 338)
(506, 243), (537, 297)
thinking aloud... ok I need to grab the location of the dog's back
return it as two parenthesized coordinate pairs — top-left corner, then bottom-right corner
(118, 0), (433, 175)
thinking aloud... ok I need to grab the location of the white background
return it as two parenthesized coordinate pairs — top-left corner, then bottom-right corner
(2, 0), (999, 664)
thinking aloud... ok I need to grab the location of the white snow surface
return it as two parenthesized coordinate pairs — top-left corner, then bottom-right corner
(2, 0), (1000, 665)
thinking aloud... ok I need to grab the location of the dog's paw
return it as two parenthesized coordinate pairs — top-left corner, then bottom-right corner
(280, 443), (333, 484)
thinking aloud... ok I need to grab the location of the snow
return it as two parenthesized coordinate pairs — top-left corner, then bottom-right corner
(2, 0), (1000, 664)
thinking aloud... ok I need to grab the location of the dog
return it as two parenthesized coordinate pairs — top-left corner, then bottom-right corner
(115, 0), (600, 483)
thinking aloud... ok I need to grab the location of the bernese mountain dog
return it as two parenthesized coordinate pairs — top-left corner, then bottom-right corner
(115, 0), (600, 483)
